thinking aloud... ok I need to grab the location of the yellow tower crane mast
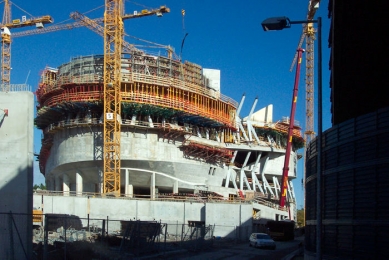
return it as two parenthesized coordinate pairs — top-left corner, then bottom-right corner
(101, 2), (169, 195)
(290, 0), (320, 145)
(1, 0), (52, 91)
(103, 0), (123, 195)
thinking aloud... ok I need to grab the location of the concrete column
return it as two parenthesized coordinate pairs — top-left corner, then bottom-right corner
(63, 174), (70, 196)
(173, 180), (178, 194)
(98, 169), (103, 194)
(125, 169), (129, 194)
(55, 176), (61, 192)
(125, 169), (133, 198)
(76, 172), (83, 196)
(46, 177), (53, 191)
(150, 172), (155, 200)
(127, 185), (133, 198)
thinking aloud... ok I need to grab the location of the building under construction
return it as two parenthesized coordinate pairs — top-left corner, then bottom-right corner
(35, 49), (304, 211)
(1, 1), (308, 258)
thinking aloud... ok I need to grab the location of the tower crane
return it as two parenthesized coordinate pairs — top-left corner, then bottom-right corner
(70, 11), (141, 54)
(290, 0), (320, 145)
(0, 0), (53, 91)
(8, 3), (169, 195)
(11, 5), (170, 39)
(288, 0), (320, 220)
(102, 0), (123, 196)
(101, 1), (169, 195)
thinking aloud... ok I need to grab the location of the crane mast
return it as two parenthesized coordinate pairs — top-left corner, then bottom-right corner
(2, 0), (12, 89)
(289, 0), (320, 144)
(103, 0), (123, 195)
(1, 0), (52, 91)
(304, 23), (316, 144)
(7, 2), (169, 194)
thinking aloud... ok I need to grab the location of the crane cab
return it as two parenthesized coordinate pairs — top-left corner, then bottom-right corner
(1, 27), (11, 36)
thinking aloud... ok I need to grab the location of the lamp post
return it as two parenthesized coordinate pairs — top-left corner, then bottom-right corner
(261, 16), (322, 259)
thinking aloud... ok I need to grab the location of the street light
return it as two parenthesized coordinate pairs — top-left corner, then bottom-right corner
(261, 16), (322, 259)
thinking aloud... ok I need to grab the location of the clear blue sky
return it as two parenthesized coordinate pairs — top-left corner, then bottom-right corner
(7, 0), (331, 208)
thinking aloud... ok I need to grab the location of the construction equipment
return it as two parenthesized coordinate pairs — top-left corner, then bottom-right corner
(11, 5), (170, 38)
(101, 2), (169, 195)
(290, 0), (320, 145)
(102, 0), (123, 195)
(8, 2), (169, 194)
(0, 0), (53, 91)
(279, 48), (304, 207)
(70, 11), (141, 54)
(32, 208), (44, 237)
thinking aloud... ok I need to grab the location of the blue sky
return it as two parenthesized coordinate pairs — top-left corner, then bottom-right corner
(7, 0), (331, 208)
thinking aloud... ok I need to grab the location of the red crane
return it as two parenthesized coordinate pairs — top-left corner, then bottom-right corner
(279, 48), (305, 207)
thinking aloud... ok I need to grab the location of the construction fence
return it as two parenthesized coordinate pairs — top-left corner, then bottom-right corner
(0, 212), (251, 260)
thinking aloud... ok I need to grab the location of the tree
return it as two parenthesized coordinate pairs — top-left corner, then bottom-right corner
(296, 208), (305, 227)
(33, 183), (46, 190)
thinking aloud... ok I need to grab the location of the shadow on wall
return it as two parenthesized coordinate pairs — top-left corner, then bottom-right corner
(0, 165), (33, 259)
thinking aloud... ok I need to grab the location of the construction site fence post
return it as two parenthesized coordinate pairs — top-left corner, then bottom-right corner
(163, 223), (168, 256)
(8, 212), (14, 260)
(107, 216), (109, 235)
(102, 219), (106, 241)
(43, 214), (48, 260)
(176, 220), (178, 242)
(64, 217), (67, 260)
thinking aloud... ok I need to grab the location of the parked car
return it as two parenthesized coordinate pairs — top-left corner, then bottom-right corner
(249, 233), (276, 249)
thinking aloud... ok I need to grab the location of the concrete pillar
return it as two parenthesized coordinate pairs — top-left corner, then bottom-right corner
(148, 115), (154, 127)
(55, 176), (61, 192)
(46, 177), (53, 191)
(98, 169), (103, 194)
(125, 169), (133, 198)
(126, 185), (133, 198)
(125, 169), (129, 194)
(173, 180), (178, 194)
(63, 174), (70, 196)
(76, 172), (83, 196)
(150, 172), (155, 200)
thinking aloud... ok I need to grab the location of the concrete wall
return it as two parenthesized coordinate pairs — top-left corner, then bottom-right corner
(206, 203), (252, 239)
(0, 92), (34, 259)
(34, 194), (252, 239)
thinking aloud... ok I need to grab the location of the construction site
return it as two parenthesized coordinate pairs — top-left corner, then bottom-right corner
(0, 0), (324, 259)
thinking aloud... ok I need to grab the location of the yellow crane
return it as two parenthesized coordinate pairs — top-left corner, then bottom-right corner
(70, 11), (175, 59)
(290, 0), (320, 145)
(9, 3), (169, 195)
(101, 1), (169, 195)
(102, 0), (123, 196)
(11, 5), (170, 38)
(0, 0), (52, 91)
(289, 0), (320, 223)
(70, 11), (141, 54)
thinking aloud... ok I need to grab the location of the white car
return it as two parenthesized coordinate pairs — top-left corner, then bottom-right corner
(249, 233), (276, 249)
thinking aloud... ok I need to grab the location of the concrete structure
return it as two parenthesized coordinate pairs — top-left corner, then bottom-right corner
(33, 194), (253, 239)
(305, 1), (389, 259)
(35, 53), (304, 222)
(0, 89), (34, 259)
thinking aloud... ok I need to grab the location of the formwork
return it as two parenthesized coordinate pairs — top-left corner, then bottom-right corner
(35, 52), (305, 201)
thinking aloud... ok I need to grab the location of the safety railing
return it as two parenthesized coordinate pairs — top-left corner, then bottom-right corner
(38, 72), (238, 108)
(40, 90), (235, 128)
